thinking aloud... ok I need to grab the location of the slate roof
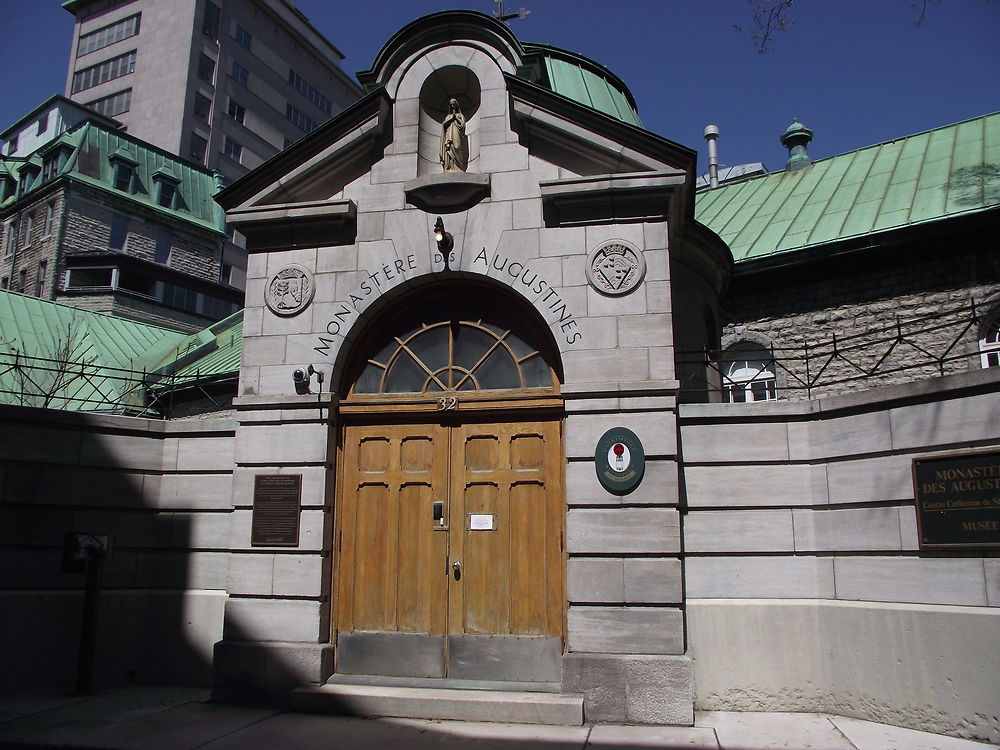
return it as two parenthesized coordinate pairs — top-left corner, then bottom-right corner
(695, 112), (1000, 263)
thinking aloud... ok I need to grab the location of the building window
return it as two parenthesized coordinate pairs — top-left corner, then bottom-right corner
(36, 114), (48, 135)
(154, 232), (171, 264)
(4, 221), (15, 256)
(66, 267), (116, 289)
(189, 133), (208, 163)
(231, 61), (248, 86)
(235, 25), (252, 50)
(86, 89), (132, 117)
(1, 278), (7, 289)
(156, 180), (177, 209)
(72, 50), (136, 94)
(77, 13), (140, 57)
(203, 2), (221, 40)
(223, 137), (243, 164)
(198, 53), (216, 83)
(43, 203), (54, 236)
(226, 99), (246, 124)
(288, 69), (332, 114)
(194, 92), (212, 120)
(109, 215), (128, 250)
(35, 260), (47, 297)
(24, 214), (33, 246)
(220, 262), (232, 285)
(41, 152), (62, 183)
(285, 104), (316, 133)
(980, 309), (1000, 368)
(18, 269), (27, 292)
(113, 163), (134, 192)
(722, 346), (778, 403)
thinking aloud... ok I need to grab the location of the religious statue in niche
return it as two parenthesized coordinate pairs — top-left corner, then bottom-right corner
(439, 98), (467, 172)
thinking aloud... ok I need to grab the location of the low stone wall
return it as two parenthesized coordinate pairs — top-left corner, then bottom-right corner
(0, 406), (235, 691)
(678, 368), (1000, 743)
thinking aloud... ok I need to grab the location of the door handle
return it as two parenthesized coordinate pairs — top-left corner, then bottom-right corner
(452, 560), (461, 581)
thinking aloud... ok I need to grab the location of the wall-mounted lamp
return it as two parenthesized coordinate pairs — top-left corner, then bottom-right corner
(434, 216), (453, 270)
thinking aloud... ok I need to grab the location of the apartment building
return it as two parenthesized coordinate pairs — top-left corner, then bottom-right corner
(61, 0), (362, 291)
(1, 96), (241, 332)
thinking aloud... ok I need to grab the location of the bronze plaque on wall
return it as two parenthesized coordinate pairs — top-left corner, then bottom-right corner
(913, 451), (1000, 549)
(251, 474), (302, 546)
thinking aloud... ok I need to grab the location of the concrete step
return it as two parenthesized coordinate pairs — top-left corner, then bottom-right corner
(290, 683), (585, 726)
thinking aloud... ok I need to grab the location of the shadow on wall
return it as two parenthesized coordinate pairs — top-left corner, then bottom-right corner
(0, 406), (223, 692)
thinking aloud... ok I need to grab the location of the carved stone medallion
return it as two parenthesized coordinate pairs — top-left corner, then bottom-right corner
(264, 264), (315, 317)
(586, 240), (646, 296)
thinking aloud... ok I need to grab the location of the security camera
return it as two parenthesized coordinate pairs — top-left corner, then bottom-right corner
(292, 365), (325, 395)
(292, 367), (310, 395)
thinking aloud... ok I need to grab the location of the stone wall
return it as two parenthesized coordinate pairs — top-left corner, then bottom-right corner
(679, 367), (1000, 743)
(0, 406), (235, 691)
(721, 239), (1000, 399)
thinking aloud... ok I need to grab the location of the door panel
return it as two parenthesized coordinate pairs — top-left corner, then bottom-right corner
(336, 417), (563, 679)
(337, 424), (448, 637)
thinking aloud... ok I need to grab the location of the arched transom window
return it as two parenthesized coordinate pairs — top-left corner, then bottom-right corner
(351, 291), (557, 396)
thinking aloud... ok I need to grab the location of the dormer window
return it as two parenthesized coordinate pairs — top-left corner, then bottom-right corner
(152, 167), (181, 209)
(40, 145), (70, 183)
(19, 164), (39, 195)
(109, 148), (138, 193)
(0, 176), (14, 202)
(114, 163), (134, 191)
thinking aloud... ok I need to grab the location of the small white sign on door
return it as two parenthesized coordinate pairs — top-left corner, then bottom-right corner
(468, 513), (494, 531)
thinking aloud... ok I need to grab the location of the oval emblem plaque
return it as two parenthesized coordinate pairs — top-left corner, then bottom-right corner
(595, 427), (645, 495)
(586, 240), (646, 297)
(264, 264), (315, 317)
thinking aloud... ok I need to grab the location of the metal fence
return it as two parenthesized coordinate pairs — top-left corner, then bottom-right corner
(678, 300), (993, 401)
(0, 350), (232, 418)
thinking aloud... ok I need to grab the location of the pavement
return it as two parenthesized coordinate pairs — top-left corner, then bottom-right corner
(0, 686), (997, 750)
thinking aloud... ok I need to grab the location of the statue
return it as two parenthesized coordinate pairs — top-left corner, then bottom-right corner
(439, 98), (467, 172)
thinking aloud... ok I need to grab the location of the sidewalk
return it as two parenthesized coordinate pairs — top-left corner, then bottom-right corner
(0, 686), (996, 750)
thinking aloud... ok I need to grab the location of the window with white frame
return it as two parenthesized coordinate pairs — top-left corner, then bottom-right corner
(980, 308), (1000, 368)
(223, 136), (243, 163)
(234, 25), (252, 50)
(77, 13), (140, 57)
(4, 220), (16, 256)
(86, 88), (132, 117)
(72, 50), (136, 93)
(24, 214), (33, 246)
(722, 345), (778, 403)
(43, 203), (54, 236)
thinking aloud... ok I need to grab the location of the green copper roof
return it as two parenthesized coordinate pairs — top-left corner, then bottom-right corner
(144, 310), (243, 391)
(0, 289), (186, 412)
(1, 120), (225, 233)
(521, 43), (642, 127)
(696, 111), (1000, 263)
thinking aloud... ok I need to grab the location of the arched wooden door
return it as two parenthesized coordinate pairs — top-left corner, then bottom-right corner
(333, 289), (565, 681)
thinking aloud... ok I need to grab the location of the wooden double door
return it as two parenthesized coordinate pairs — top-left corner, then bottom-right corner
(335, 417), (564, 681)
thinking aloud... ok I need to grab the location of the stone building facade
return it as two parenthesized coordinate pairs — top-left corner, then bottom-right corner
(1, 97), (242, 332)
(0, 11), (997, 743)
(696, 113), (1000, 401)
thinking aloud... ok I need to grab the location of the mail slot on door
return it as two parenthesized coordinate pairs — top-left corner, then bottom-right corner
(432, 501), (444, 526)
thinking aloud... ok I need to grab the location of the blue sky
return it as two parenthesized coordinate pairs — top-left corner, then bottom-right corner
(1, 0), (997, 174)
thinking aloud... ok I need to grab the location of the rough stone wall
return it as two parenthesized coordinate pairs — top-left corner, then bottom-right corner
(0, 406), (235, 691)
(721, 242), (1000, 399)
(1, 189), (64, 297)
(59, 191), (223, 283)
